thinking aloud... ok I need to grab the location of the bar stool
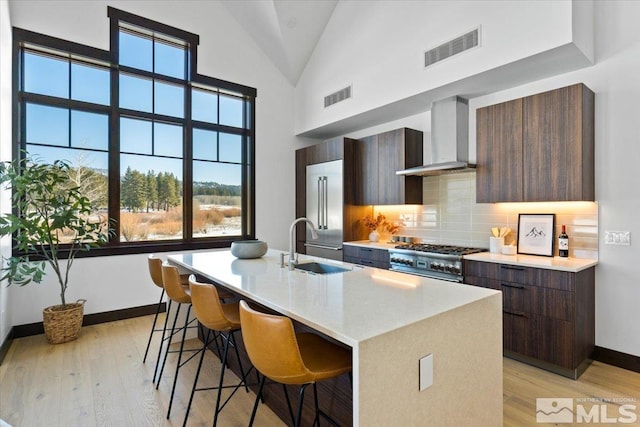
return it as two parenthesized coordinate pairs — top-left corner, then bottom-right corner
(144, 255), (190, 367)
(183, 276), (252, 427)
(158, 263), (201, 419)
(239, 300), (352, 427)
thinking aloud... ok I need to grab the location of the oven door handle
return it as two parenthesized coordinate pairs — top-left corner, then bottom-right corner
(389, 266), (462, 282)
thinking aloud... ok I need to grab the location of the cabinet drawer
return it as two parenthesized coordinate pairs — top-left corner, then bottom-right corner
(503, 311), (532, 356)
(532, 316), (575, 369)
(343, 246), (390, 269)
(464, 260), (499, 280)
(464, 275), (500, 290)
(501, 282), (532, 314)
(343, 246), (389, 263)
(343, 255), (376, 268)
(499, 264), (528, 283)
(529, 268), (574, 291)
(533, 288), (574, 322)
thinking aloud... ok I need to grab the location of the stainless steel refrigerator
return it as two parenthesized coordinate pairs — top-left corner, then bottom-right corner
(305, 159), (343, 261)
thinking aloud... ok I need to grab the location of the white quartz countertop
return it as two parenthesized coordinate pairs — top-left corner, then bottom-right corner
(343, 240), (396, 250)
(464, 252), (598, 272)
(168, 249), (499, 347)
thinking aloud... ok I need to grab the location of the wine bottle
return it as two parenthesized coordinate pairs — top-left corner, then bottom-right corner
(558, 225), (569, 258)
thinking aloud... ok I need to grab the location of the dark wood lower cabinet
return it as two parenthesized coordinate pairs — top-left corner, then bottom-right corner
(503, 311), (531, 355)
(533, 316), (574, 369)
(343, 245), (390, 269)
(464, 260), (595, 379)
(197, 300), (353, 426)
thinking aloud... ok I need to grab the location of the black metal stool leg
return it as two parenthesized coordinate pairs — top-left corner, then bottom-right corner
(283, 384), (295, 425)
(156, 302), (180, 388)
(294, 383), (309, 427)
(152, 298), (172, 384)
(143, 289), (165, 363)
(167, 304), (192, 418)
(249, 375), (266, 427)
(229, 331), (249, 392)
(313, 382), (320, 427)
(182, 328), (212, 427)
(213, 332), (231, 427)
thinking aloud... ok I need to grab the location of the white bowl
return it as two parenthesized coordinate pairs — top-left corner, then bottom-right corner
(501, 245), (517, 255)
(230, 240), (268, 259)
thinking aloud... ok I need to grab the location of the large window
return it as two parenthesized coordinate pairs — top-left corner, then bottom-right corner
(13, 8), (256, 255)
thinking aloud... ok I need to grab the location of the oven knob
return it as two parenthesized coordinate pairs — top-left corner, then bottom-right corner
(404, 260), (412, 265)
(452, 266), (461, 274)
(445, 264), (455, 272)
(429, 262), (438, 270)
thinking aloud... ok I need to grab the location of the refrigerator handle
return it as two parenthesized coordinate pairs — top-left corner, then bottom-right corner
(317, 177), (322, 228)
(323, 176), (329, 229)
(320, 176), (325, 229)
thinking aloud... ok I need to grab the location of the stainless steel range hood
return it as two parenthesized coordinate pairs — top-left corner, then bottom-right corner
(396, 96), (475, 176)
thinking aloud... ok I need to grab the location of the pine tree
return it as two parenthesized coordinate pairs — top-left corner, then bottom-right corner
(146, 170), (158, 212)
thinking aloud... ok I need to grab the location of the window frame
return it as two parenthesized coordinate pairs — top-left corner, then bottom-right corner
(12, 8), (257, 258)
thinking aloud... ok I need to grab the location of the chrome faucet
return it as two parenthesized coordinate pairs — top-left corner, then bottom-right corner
(289, 217), (318, 270)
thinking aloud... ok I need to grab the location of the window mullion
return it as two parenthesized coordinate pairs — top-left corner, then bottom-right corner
(108, 15), (121, 245)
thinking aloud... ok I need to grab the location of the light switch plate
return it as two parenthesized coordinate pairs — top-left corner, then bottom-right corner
(419, 353), (433, 391)
(605, 231), (631, 245)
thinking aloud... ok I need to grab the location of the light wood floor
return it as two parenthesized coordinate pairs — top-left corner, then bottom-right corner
(1, 315), (639, 426)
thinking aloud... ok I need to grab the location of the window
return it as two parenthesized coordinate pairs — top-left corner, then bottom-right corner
(13, 8), (256, 255)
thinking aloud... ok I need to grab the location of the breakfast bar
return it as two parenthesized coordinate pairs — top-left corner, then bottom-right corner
(169, 249), (503, 426)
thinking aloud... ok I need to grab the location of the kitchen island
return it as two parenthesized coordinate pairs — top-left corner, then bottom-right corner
(169, 249), (502, 426)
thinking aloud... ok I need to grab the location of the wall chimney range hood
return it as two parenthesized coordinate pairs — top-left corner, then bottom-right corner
(396, 96), (475, 176)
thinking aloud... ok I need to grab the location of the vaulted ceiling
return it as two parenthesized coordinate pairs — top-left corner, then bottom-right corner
(221, 0), (338, 86)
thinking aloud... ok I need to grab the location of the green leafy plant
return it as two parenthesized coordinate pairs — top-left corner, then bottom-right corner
(0, 155), (112, 308)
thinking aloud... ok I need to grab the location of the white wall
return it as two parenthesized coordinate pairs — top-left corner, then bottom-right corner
(294, 0), (581, 135)
(0, 0), (12, 345)
(4, 0), (309, 328)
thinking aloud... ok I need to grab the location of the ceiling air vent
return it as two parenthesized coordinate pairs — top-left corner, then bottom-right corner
(324, 85), (352, 108)
(424, 27), (480, 68)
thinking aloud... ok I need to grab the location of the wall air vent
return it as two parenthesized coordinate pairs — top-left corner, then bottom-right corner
(324, 85), (352, 108)
(424, 27), (480, 68)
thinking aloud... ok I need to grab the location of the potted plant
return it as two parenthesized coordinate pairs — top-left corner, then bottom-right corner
(361, 213), (399, 242)
(0, 155), (111, 344)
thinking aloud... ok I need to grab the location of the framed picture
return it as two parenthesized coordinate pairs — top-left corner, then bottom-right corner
(517, 213), (555, 257)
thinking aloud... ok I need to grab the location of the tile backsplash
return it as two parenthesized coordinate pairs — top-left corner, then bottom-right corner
(373, 171), (598, 259)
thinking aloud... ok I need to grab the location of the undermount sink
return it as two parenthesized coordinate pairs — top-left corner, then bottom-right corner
(295, 262), (351, 275)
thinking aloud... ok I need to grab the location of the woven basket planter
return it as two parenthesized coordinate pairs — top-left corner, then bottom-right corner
(42, 299), (86, 344)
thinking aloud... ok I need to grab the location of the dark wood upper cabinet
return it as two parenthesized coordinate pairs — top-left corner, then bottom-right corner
(476, 99), (524, 202)
(356, 135), (379, 205)
(476, 83), (594, 203)
(356, 128), (423, 205)
(523, 84), (595, 201)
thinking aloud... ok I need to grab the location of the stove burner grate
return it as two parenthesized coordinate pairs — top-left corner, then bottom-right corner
(394, 243), (486, 256)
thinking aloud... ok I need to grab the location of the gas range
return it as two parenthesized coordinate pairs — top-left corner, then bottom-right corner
(388, 243), (487, 282)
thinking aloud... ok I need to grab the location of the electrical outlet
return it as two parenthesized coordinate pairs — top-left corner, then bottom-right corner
(419, 354), (433, 391)
(605, 231), (631, 245)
